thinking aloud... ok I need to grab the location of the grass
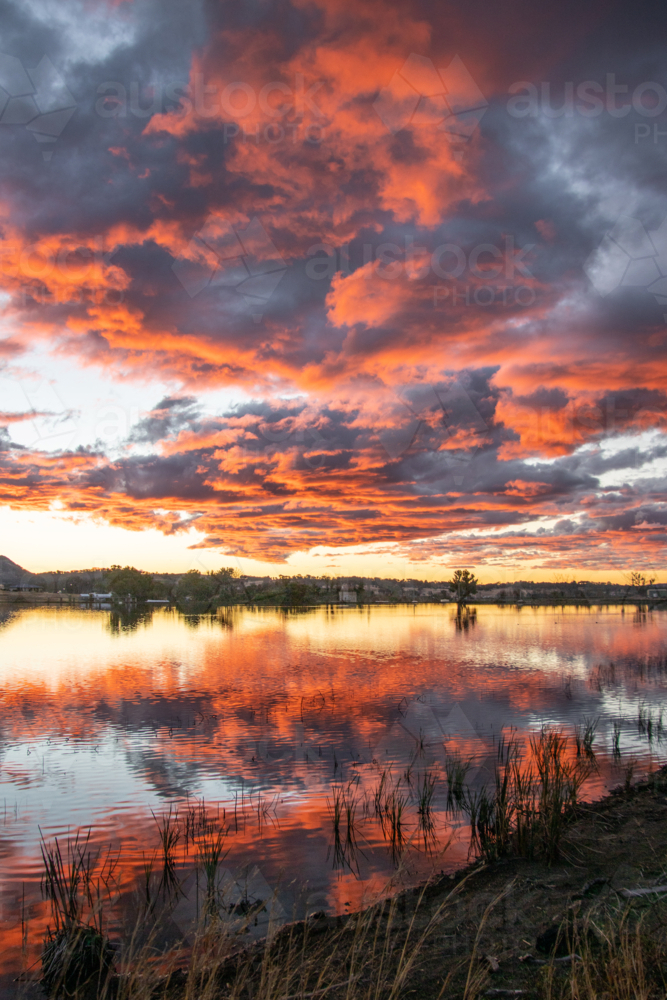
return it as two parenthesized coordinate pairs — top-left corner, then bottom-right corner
(153, 807), (181, 894)
(379, 780), (408, 863)
(416, 770), (438, 848)
(35, 857), (667, 1000)
(31, 723), (665, 998)
(460, 728), (593, 865)
(328, 782), (362, 875)
(197, 826), (229, 918)
(38, 871), (490, 1000)
(574, 717), (598, 759)
(39, 831), (118, 997)
(444, 754), (472, 810)
(540, 909), (666, 1000)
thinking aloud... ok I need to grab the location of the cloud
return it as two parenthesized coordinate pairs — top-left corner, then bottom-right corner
(0, 0), (666, 568)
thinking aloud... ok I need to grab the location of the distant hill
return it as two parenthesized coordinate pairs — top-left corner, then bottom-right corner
(0, 556), (40, 588)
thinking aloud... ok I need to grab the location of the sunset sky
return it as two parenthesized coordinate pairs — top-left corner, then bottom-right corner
(0, 0), (666, 580)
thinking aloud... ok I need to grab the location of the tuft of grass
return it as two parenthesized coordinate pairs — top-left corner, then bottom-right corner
(462, 728), (592, 864)
(380, 780), (408, 862)
(416, 770), (437, 819)
(327, 782), (362, 875)
(152, 806), (181, 894)
(574, 716), (599, 759)
(197, 825), (229, 919)
(613, 719), (623, 758)
(444, 754), (472, 810)
(39, 832), (117, 997)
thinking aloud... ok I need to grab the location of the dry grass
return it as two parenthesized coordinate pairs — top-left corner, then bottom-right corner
(540, 911), (667, 1000)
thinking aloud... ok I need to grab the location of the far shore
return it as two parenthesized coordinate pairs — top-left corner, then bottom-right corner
(1, 591), (664, 609)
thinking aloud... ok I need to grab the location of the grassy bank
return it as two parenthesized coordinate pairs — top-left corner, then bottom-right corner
(23, 732), (667, 999)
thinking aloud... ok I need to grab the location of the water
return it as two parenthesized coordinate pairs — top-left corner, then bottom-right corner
(0, 602), (666, 974)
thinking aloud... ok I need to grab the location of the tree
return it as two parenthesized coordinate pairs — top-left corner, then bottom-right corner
(629, 572), (655, 588)
(627, 572), (655, 595)
(449, 569), (477, 603)
(210, 567), (241, 604)
(282, 579), (312, 606)
(175, 570), (219, 604)
(63, 574), (86, 594)
(107, 566), (156, 600)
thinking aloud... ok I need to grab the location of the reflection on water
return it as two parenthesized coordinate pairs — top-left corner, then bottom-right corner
(454, 606), (477, 631)
(0, 603), (666, 974)
(106, 608), (157, 635)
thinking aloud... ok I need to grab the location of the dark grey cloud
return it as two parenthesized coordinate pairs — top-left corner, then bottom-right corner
(129, 395), (202, 444)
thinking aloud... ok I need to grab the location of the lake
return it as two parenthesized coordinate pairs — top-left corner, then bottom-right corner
(0, 602), (666, 977)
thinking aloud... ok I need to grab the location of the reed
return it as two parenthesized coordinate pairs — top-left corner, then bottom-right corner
(574, 717), (598, 759)
(416, 770), (437, 818)
(153, 807), (181, 894)
(197, 825), (229, 918)
(531, 727), (590, 862)
(373, 768), (390, 818)
(444, 753), (472, 810)
(381, 781), (407, 862)
(327, 782), (361, 874)
(39, 832), (117, 997)
(462, 728), (591, 864)
(613, 719), (623, 758)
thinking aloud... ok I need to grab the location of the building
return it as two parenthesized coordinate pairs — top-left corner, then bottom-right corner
(647, 588), (667, 600)
(10, 583), (42, 592)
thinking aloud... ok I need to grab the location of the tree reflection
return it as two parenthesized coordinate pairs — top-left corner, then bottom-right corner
(106, 608), (155, 634)
(177, 609), (236, 630)
(279, 605), (318, 620)
(454, 606), (477, 631)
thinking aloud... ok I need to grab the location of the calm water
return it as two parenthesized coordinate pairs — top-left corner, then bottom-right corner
(1, 602), (666, 973)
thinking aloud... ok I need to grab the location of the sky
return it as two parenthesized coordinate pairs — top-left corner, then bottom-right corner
(0, 0), (666, 581)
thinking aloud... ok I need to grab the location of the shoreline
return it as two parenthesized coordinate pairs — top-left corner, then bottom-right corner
(0, 593), (664, 610)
